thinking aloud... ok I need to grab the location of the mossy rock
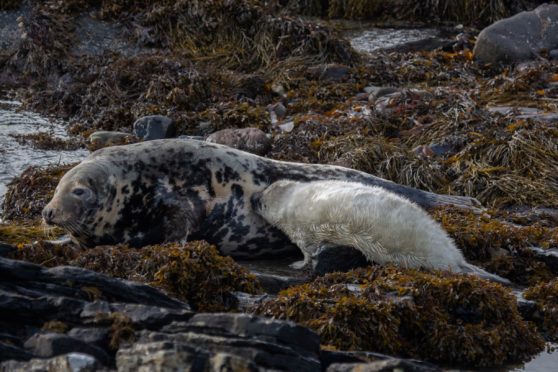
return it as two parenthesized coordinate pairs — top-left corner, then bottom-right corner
(254, 266), (544, 368)
(11, 241), (263, 311)
(524, 279), (558, 341)
(2, 164), (76, 222)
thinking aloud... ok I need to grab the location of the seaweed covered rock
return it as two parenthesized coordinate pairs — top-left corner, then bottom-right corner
(254, 266), (545, 368)
(10, 241), (262, 311)
(2, 163), (75, 221)
(474, 4), (558, 64)
(433, 207), (558, 285)
(524, 279), (558, 341)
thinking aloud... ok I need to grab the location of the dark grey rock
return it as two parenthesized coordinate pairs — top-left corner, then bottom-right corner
(309, 64), (351, 82)
(251, 272), (306, 294)
(0, 342), (33, 362)
(67, 327), (110, 349)
(528, 247), (558, 273)
(0, 243), (15, 257)
(133, 313), (322, 371)
(133, 115), (175, 141)
(550, 49), (558, 60)
(474, 4), (558, 64)
(0, 352), (100, 372)
(312, 244), (369, 277)
(206, 128), (271, 155)
(80, 302), (193, 329)
(24, 333), (110, 365)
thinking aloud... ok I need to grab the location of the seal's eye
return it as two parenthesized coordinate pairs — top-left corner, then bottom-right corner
(73, 188), (85, 196)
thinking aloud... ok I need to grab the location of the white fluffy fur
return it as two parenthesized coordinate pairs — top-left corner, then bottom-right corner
(257, 180), (509, 283)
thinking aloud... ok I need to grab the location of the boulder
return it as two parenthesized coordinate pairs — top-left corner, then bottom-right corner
(474, 4), (558, 64)
(133, 115), (175, 141)
(206, 128), (271, 155)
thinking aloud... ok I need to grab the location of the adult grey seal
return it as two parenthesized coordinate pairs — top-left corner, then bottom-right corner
(253, 179), (509, 284)
(42, 139), (478, 258)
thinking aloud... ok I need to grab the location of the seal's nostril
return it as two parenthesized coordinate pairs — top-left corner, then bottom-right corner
(43, 207), (54, 223)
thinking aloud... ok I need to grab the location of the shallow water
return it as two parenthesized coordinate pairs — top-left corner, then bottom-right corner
(348, 27), (439, 54)
(0, 100), (88, 205)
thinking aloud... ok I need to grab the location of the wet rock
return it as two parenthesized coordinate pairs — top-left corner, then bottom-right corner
(252, 271), (306, 294)
(124, 313), (322, 371)
(528, 247), (558, 273)
(474, 4), (558, 64)
(0, 242), (15, 257)
(133, 115), (176, 141)
(24, 333), (110, 365)
(311, 244), (368, 277)
(308, 64), (351, 82)
(206, 128), (271, 155)
(116, 341), (210, 372)
(0, 352), (100, 372)
(67, 327), (110, 349)
(88, 131), (137, 150)
(550, 49), (558, 60)
(0, 256), (189, 364)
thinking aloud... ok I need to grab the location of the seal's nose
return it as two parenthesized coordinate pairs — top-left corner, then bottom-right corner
(42, 206), (54, 224)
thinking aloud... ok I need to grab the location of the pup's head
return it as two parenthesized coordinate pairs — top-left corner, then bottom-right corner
(251, 179), (297, 221)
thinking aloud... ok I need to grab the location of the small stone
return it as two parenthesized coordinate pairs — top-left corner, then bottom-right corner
(368, 87), (400, 103)
(133, 115), (175, 141)
(268, 102), (287, 120)
(206, 128), (271, 155)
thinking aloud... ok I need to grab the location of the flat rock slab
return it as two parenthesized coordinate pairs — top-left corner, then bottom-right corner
(474, 4), (558, 64)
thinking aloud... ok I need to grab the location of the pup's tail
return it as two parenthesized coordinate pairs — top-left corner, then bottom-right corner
(459, 262), (511, 286)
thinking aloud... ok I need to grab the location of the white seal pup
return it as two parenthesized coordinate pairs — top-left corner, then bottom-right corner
(253, 179), (509, 284)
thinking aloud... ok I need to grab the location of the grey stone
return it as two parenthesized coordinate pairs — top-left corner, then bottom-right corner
(474, 4), (558, 64)
(67, 327), (110, 349)
(311, 244), (368, 277)
(80, 302), (193, 329)
(206, 128), (271, 155)
(133, 115), (175, 141)
(0, 352), (99, 372)
(550, 49), (558, 60)
(24, 333), (110, 365)
(116, 341), (209, 372)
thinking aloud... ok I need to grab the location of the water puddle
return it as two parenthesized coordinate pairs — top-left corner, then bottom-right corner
(514, 344), (558, 372)
(0, 100), (88, 204)
(348, 27), (440, 54)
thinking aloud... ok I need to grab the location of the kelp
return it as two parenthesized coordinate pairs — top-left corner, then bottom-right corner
(10, 241), (262, 312)
(254, 265), (544, 368)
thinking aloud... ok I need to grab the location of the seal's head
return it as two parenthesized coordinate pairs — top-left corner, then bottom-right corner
(252, 179), (298, 223)
(42, 161), (110, 245)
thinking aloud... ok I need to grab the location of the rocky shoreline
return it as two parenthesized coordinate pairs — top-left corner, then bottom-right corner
(1, 1), (558, 371)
